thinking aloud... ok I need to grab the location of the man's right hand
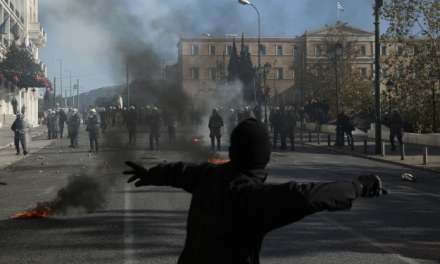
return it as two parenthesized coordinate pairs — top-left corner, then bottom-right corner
(124, 161), (151, 187)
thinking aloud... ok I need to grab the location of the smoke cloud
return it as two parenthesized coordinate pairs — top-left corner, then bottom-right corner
(39, 0), (377, 90)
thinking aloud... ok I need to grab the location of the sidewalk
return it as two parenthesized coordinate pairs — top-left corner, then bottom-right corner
(0, 126), (53, 171)
(0, 125), (47, 150)
(298, 130), (440, 173)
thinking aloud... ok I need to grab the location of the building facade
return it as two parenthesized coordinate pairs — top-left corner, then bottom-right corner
(0, 0), (46, 128)
(178, 22), (388, 106)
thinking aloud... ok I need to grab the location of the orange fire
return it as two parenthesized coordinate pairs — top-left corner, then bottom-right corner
(208, 157), (230, 165)
(10, 203), (54, 219)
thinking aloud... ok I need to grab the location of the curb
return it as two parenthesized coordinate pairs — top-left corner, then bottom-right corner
(303, 143), (440, 174)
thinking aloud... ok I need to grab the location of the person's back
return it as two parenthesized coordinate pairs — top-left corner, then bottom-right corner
(389, 111), (403, 131)
(126, 109), (137, 129)
(178, 163), (265, 264)
(87, 113), (100, 133)
(209, 112), (223, 129)
(11, 116), (27, 133)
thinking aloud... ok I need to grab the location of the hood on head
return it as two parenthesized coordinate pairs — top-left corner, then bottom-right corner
(229, 118), (271, 170)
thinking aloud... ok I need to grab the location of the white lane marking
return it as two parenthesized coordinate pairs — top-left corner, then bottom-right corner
(323, 216), (422, 264)
(124, 186), (135, 264)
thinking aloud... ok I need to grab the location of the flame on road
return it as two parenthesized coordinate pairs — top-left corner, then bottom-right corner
(208, 157), (230, 165)
(11, 203), (54, 219)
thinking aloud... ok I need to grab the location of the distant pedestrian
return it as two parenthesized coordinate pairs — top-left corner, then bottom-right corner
(389, 110), (404, 151)
(50, 110), (59, 139)
(270, 107), (282, 149)
(124, 118), (387, 264)
(11, 113), (29, 155)
(227, 108), (238, 137)
(58, 109), (67, 139)
(340, 112), (354, 149)
(149, 107), (161, 150)
(126, 106), (138, 145)
(208, 108), (224, 152)
(46, 109), (53, 139)
(285, 106), (297, 151)
(86, 109), (100, 153)
(99, 108), (108, 134)
(68, 109), (81, 148)
(164, 110), (177, 144)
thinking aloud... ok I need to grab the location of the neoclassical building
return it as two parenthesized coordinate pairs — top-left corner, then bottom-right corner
(0, 0), (46, 128)
(177, 22), (396, 106)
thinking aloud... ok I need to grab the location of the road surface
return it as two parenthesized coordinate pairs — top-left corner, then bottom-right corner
(0, 128), (439, 264)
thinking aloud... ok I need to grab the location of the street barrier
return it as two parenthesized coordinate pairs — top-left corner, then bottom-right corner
(423, 147), (428, 165)
(400, 144), (405, 160)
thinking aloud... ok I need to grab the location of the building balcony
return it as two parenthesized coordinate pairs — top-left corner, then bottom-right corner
(28, 23), (47, 48)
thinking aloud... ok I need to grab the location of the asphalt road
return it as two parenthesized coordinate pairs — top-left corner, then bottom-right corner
(0, 128), (439, 264)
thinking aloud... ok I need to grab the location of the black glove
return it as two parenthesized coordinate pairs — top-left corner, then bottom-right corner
(356, 174), (388, 197)
(124, 161), (152, 187)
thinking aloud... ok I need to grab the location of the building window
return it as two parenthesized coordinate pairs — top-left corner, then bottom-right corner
(381, 45), (387, 56)
(275, 68), (284, 80)
(359, 45), (367, 56)
(276, 45), (283, 56)
(226, 44), (233, 56)
(209, 45), (216, 56)
(315, 46), (322, 57)
(359, 67), (368, 79)
(191, 44), (199, 56)
(209, 68), (217, 80)
(191, 67), (200, 80)
(293, 46), (299, 57)
(260, 44), (266, 56)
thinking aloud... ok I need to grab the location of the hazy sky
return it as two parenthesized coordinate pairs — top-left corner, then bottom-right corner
(39, 0), (380, 93)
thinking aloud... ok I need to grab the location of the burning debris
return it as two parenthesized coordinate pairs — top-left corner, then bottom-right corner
(208, 157), (230, 165)
(208, 153), (230, 165)
(11, 175), (106, 219)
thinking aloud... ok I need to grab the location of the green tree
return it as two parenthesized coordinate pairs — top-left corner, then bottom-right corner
(382, 0), (439, 132)
(227, 39), (240, 82)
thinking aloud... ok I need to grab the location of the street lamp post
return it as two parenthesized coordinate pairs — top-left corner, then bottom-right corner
(238, 0), (261, 70)
(333, 43), (343, 146)
(374, 0), (383, 154)
(263, 62), (271, 125)
(238, 0), (262, 117)
(334, 43), (343, 115)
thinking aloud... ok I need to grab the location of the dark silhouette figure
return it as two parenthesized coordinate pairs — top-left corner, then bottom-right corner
(340, 112), (355, 150)
(208, 109), (224, 151)
(58, 109), (67, 138)
(124, 118), (386, 264)
(86, 109), (100, 153)
(126, 106), (138, 145)
(11, 113), (29, 155)
(389, 110), (404, 151)
(149, 107), (161, 150)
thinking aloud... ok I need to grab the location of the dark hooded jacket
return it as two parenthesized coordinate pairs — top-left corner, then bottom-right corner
(142, 119), (362, 264)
